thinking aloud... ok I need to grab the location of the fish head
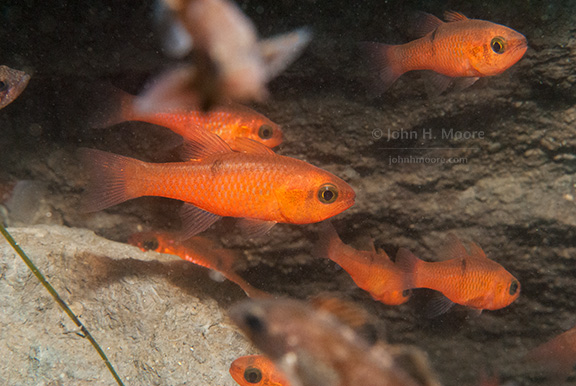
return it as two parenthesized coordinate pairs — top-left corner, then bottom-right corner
(275, 170), (355, 224)
(238, 117), (283, 148)
(489, 272), (521, 310)
(0, 66), (30, 109)
(128, 231), (163, 252)
(466, 22), (528, 76)
(230, 355), (283, 386)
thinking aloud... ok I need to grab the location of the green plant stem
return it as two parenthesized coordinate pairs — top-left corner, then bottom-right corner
(0, 224), (125, 386)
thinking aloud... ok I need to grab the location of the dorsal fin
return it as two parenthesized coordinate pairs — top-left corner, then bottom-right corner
(439, 233), (470, 260)
(466, 241), (488, 260)
(444, 11), (469, 22)
(310, 294), (369, 329)
(232, 137), (276, 155)
(180, 127), (232, 160)
(412, 12), (444, 38)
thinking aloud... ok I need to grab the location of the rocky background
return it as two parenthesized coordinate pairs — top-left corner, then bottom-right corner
(1, 0), (576, 385)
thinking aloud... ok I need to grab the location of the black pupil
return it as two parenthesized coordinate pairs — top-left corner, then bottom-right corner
(143, 239), (159, 251)
(492, 40), (502, 53)
(0, 81), (7, 92)
(244, 368), (262, 383)
(245, 313), (266, 333)
(509, 281), (518, 295)
(323, 190), (334, 201)
(259, 125), (273, 139)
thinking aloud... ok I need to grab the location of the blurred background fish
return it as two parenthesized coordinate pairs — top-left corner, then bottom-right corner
(155, 0), (312, 108)
(0, 65), (30, 109)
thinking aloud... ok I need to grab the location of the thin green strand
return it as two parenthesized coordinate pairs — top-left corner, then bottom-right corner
(0, 224), (125, 386)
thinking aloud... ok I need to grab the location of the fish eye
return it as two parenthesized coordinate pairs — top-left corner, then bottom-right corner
(0, 81), (7, 92)
(509, 280), (519, 295)
(142, 238), (159, 251)
(244, 313), (266, 334)
(258, 124), (274, 140)
(402, 289), (411, 298)
(318, 184), (339, 204)
(490, 36), (507, 54)
(244, 367), (263, 384)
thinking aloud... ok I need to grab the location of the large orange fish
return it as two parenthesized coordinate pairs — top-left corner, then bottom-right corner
(80, 129), (355, 238)
(0, 65), (30, 109)
(230, 355), (291, 386)
(128, 231), (268, 298)
(94, 86), (283, 149)
(524, 324), (576, 383)
(396, 234), (520, 316)
(364, 11), (527, 92)
(314, 222), (410, 306)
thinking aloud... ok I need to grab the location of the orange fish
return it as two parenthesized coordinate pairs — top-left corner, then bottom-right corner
(314, 222), (410, 306)
(129, 231), (268, 298)
(396, 234), (520, 316)
(80, 129), (355, 238)
(94, 85), (283, 149)
(524, 324), (576, 383)
(363, 11), (527, 92)
(230, 355), (291, 386)
(0, 65), (30, 109)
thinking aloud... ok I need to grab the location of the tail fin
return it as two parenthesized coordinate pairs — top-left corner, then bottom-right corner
(359, 42), (403, 93)
(312, 221), (342, 260)
(395, 248), (422, 289)
(78, 148), (143, 213)
(87, 84), (135, 129)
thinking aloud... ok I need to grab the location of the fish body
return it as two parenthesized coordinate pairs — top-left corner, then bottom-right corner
(98, 86), (282, 149)
(315, 222), (410, 305)
(525, 324), (576, 383)
(365, 11), (527, 91)
(0, 66), (30, 109)
(396, 235), (520, 315)
(81, 129), (354, 238)
(158, 0), (311, 106)
(129, 231), (268, 298)
(230, 355), (291, 386)
(229, 298), (424, 386)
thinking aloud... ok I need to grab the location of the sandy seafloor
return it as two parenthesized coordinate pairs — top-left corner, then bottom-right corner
(1, 0), (576, 385)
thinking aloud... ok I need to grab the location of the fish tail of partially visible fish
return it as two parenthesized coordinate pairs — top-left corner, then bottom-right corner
(78, 148), (145, 213)
(359, 42), (403, 92)
(87, 84), (136, 129)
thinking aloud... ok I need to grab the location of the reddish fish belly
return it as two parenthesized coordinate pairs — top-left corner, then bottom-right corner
(126, 154), (283, 220)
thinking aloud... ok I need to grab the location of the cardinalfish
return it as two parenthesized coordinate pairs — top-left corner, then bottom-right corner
(230, 355), (291, 386)
(0, 66), (30, 109)
(363, 11), (527, 93)
(80, 128), (355, 238)
(396, 234), (520, 317)
(314, 222), (410, 306)
(156, 0), (311, 108)
(229, 297), (440, 386)
(524, 324), (576, 383)
(93, 85), (282, 149)
(129, 231), (268, 298)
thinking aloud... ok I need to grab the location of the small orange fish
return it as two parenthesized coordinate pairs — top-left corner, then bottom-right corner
(524, 324), (576, 383)
(129, 231), (268, 298)
(81, 129), (355, 238)
(93, 85), (283, 149)
(396, 234), (520, 316)
(364, 11), (527, 92)
(0, 65), (30, 109)
(230, 355), (291, 386)
(314, 222), (410, 305)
